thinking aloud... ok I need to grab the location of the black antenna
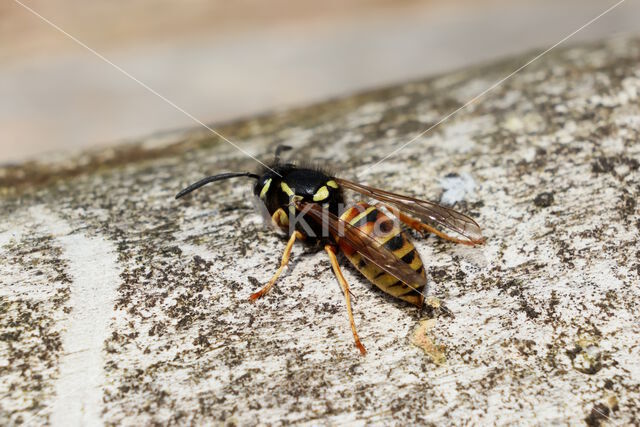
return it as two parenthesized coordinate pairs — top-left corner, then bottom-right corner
(175, 172), (260, 199)
(274, 145), (292, 163)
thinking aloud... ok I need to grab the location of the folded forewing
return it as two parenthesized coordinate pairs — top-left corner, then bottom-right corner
(336, 178), (485, 245)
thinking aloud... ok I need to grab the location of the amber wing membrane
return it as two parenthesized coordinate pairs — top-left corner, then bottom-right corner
(336, 178), (485, 245)
(298, 202), (427, 291)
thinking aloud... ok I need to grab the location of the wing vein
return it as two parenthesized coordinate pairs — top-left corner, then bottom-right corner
(336, 178), (484, 244)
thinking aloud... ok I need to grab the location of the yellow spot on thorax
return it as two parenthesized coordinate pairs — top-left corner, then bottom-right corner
(280, 182), (294, 197)
(327, 180), (339, 189)
(313, 186), (330, 201)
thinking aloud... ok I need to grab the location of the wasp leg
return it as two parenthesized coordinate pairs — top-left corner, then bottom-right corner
(375, 203), (484, 246)
(250, 231), (303, 301)
(324, 244), (367, 355)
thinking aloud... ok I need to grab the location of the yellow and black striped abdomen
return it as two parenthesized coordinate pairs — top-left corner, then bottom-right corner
(338, 202), (425, 307)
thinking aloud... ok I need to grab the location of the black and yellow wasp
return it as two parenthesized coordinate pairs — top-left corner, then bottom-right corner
(176, 146), (484, 354)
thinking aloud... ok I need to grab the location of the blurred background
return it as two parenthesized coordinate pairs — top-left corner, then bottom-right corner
(1, 0), (638, 164)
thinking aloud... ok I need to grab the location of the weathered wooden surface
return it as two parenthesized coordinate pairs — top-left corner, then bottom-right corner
(1, 36), (639, 425)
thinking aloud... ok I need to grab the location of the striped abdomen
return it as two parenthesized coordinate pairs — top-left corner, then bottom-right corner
(338, 202), (425, 307)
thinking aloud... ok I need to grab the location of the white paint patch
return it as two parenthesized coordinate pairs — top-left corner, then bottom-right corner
(29, 206), (120, 426)
(439, 173), (477, 205)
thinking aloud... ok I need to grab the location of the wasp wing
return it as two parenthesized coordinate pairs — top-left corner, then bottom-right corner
(298, 201), (427, 291)
(335, 178), (485, 245)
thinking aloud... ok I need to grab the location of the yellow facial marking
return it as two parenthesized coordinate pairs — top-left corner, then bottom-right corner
(260, 178), (272, 199)
(281, 182), (294, 197)
(327, 180), (339, 189)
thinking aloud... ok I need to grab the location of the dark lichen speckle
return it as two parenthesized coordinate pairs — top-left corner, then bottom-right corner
(591, 156), (616, 174)
(565, 337), (607, 375)
(0, 232), (72, 425)
(533, 192), (554, 208)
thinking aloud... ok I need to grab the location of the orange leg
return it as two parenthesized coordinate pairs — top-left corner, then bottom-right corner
(250, 231), (302, 301)
(376, 203), (484, 246)
(325, 244), (367, 355)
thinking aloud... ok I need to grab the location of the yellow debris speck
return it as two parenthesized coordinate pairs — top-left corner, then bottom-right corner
(412, 319), (446, 365)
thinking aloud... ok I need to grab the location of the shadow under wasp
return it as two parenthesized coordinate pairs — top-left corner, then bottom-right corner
(176, 146), (485, 354)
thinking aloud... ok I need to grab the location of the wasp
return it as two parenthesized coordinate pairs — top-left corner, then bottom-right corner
(176, 146), (484, 354)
